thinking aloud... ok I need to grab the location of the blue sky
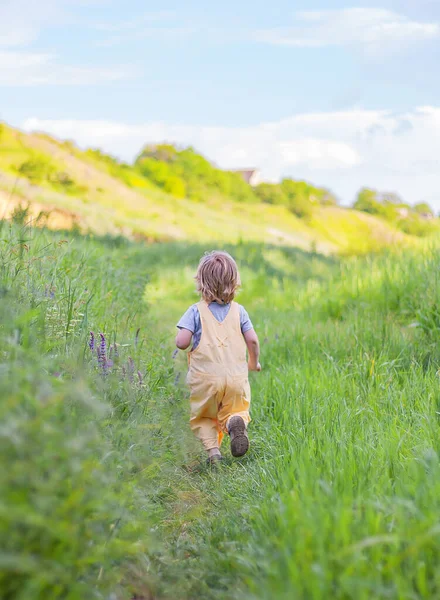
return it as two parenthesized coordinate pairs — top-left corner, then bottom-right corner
(1, 0), (440, 208)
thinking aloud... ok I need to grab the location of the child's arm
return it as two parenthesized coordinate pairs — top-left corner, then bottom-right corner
(243, 329), (261, 371)
(176, 328), (193, 350)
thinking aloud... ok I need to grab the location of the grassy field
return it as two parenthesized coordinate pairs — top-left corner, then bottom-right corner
(2, 216), (440, 599)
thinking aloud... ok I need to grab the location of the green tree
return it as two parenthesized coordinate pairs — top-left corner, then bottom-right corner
(353, 188), (383, 214)
(163, 176), (186, 198)
(280, 179), (314, 218)
(254, 183), (288, 205)
(135, 144), (257, 203)
(16, 157), (54, 184)
(414, 202), (434, 216)
(398, 214), (437, 236)
(320, 191), (338, 206)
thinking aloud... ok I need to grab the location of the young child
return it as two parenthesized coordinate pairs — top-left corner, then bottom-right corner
(175, 250), (261, 464)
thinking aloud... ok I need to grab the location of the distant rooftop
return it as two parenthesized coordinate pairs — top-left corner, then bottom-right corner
(231, 169), (260, 186)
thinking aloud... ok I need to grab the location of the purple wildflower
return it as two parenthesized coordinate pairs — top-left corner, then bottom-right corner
(137, 370), (143, 385)
(89, 331), (95, 352)
(97, 333), (108, 375)
(99, 333), (106, 359)
(174, 372), (181, 386)
(172, 349), (179, 359)
(45, 285), (55, 299)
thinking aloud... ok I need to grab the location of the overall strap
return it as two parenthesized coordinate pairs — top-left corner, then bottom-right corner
(197, 301), (240, 331)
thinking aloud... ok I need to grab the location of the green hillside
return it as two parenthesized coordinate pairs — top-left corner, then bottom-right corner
(0, 121), (438, 254)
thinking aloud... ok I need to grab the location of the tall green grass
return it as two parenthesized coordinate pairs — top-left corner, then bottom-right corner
(1, 220), (440, 599)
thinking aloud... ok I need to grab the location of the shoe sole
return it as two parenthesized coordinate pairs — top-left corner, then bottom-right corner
(228, 416), (249, 457)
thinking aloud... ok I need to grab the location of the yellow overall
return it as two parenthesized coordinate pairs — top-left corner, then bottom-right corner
(187, 301), (251, 450)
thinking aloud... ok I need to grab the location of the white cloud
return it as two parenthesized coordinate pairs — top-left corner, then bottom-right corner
(279, 139), (360, 169)
(0, 0), (131, 86)
(0, 0), (109, 46)
(0, 0), (65, 47)
(256, 8), (440, 50)
(0, 51), (136, 86)
(21, 106), (440, 208)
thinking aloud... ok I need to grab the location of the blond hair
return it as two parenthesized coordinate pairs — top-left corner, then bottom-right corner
(195, 251), (241, 304)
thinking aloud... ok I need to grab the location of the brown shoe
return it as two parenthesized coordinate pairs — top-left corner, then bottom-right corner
(206, 453), (223, 466)
(228, 416), (249, 457)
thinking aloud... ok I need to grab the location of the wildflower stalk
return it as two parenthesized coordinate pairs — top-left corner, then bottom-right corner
(97, 333), (108, 376)
(127, 357), (135, 382)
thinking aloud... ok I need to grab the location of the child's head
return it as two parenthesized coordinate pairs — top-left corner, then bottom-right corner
(196, 250), (241, 304)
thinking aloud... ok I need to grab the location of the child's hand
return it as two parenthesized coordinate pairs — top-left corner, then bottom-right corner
(248, 361), (261, 372)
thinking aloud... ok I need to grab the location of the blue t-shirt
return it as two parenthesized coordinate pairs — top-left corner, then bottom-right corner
(177, 302), (253, 350)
